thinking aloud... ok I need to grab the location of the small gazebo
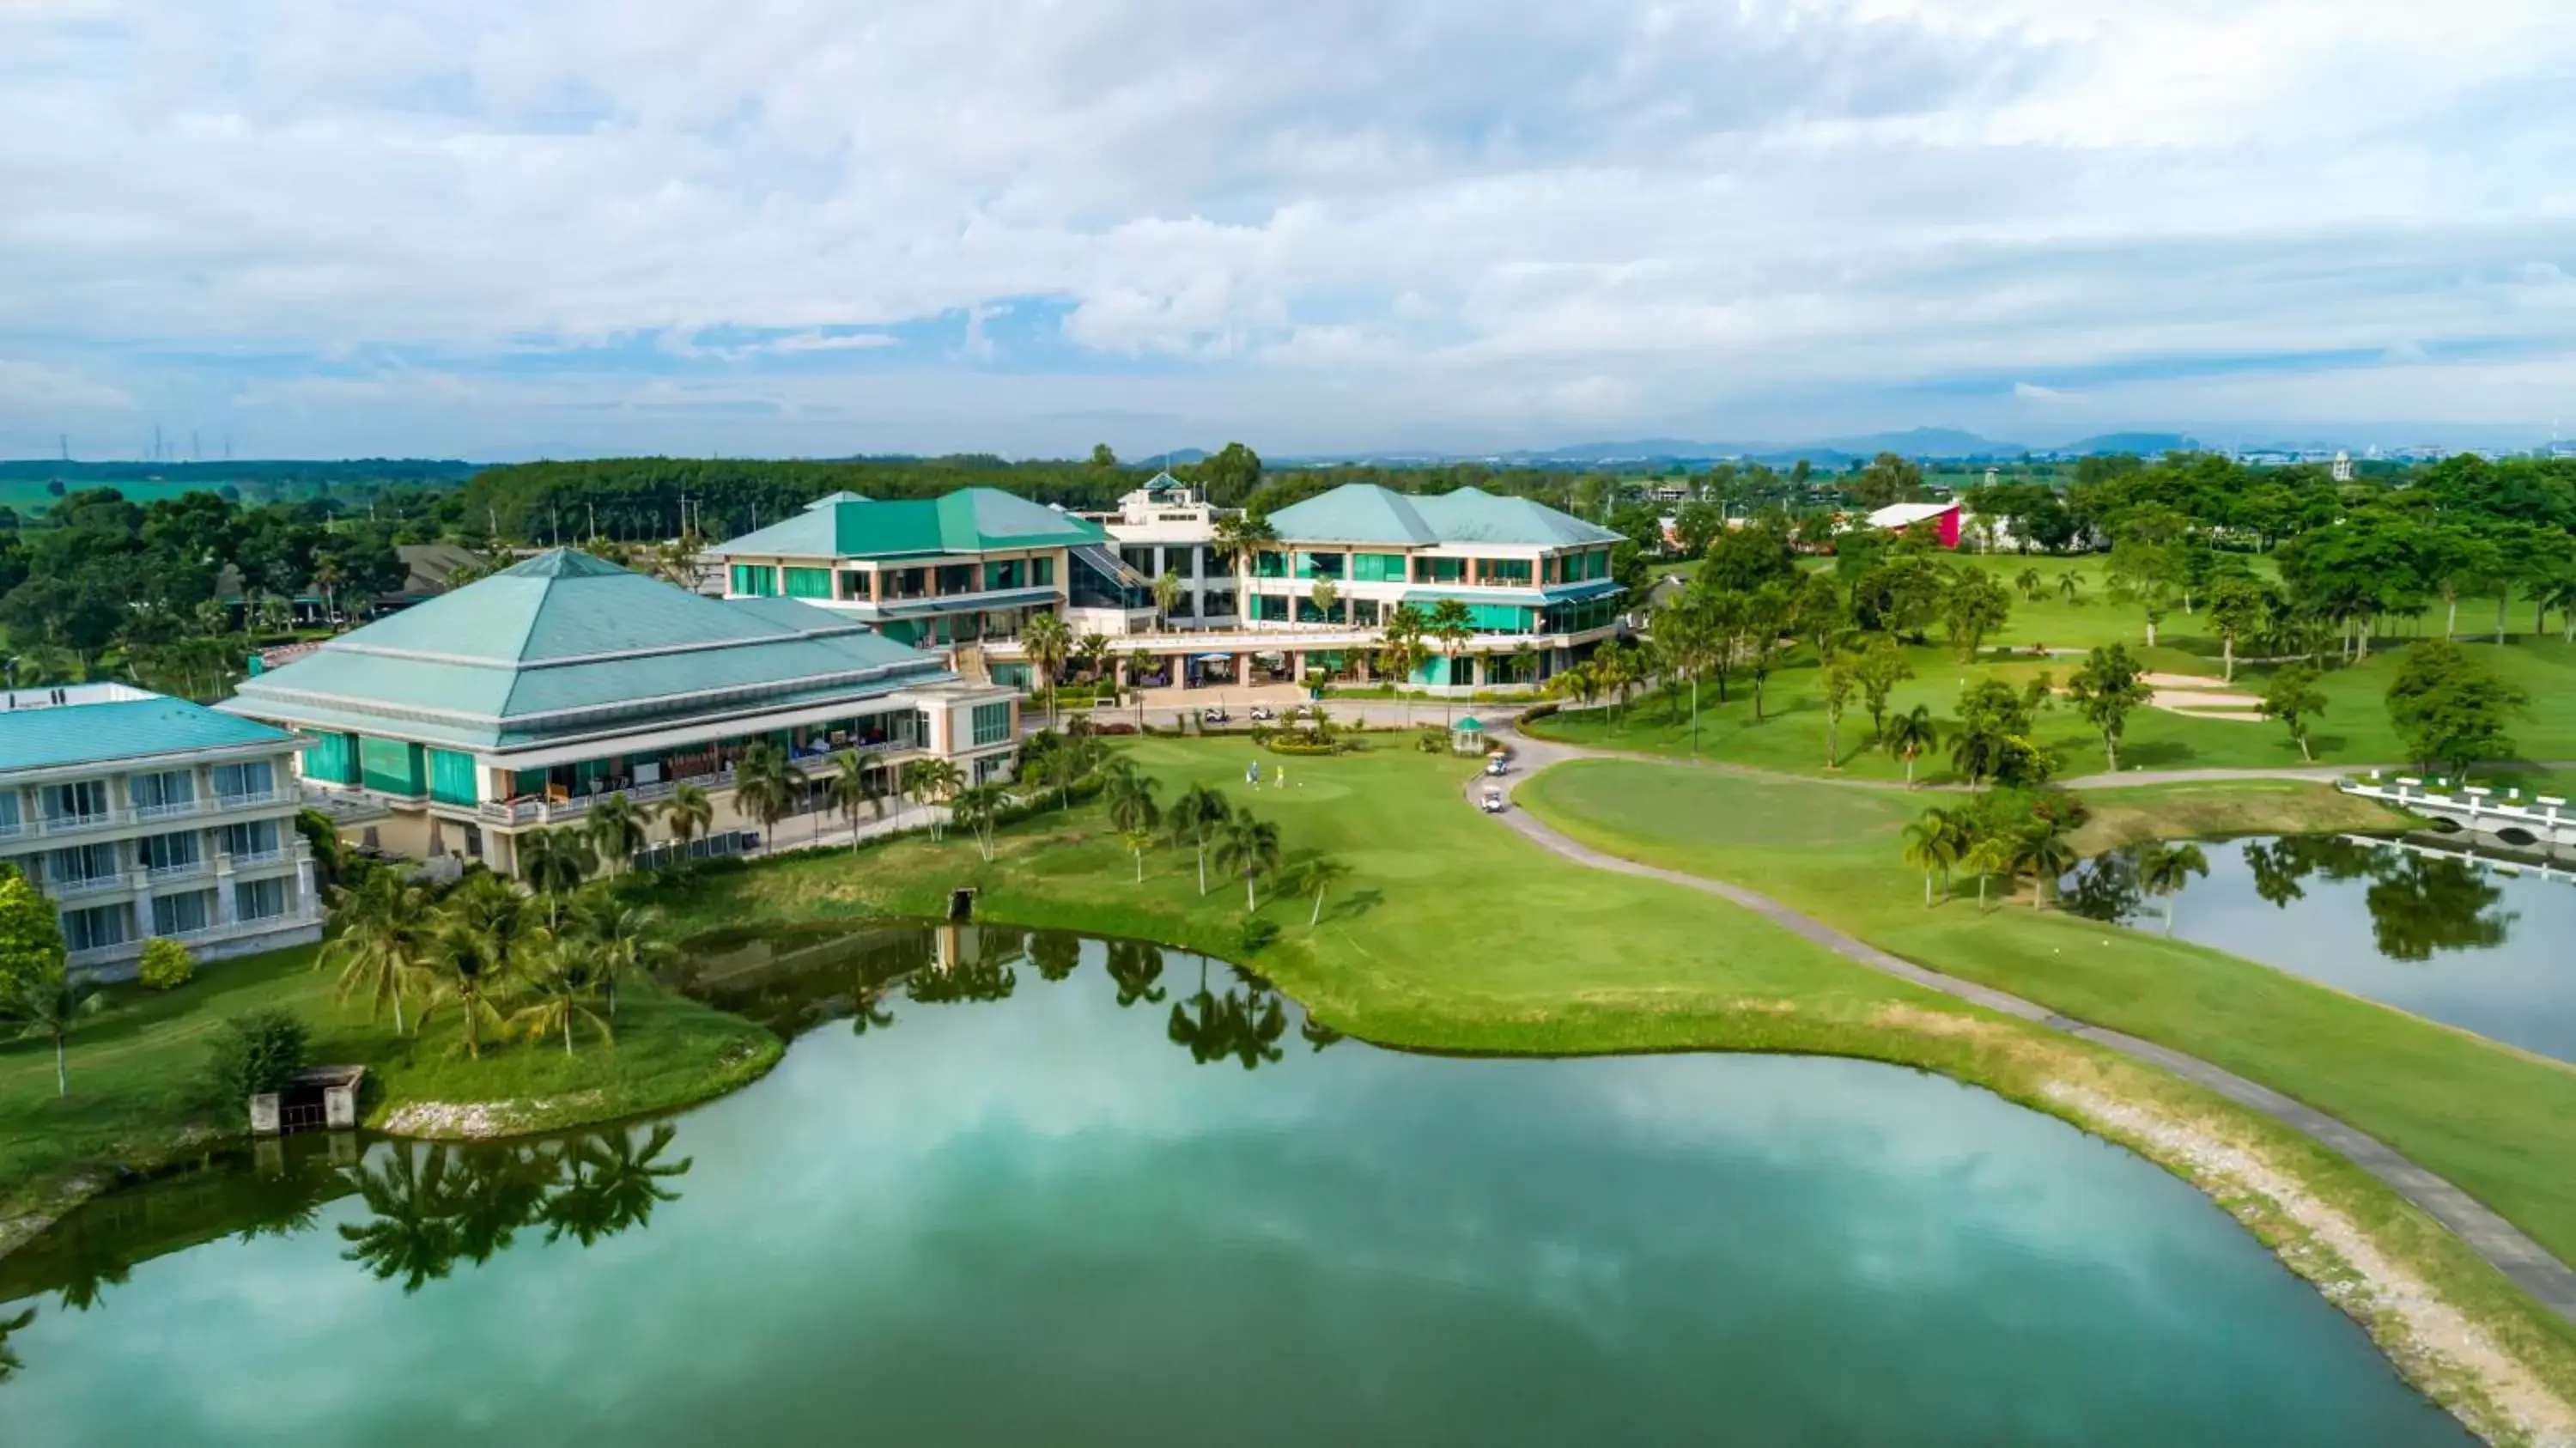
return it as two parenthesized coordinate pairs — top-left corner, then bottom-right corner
(1450, 717), (1487, 754)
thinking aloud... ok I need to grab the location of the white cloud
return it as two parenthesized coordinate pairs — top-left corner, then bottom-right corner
(2014, 381), (2073, 402)
(2, 0), (2574, 455)
(0, 359), (132, 411)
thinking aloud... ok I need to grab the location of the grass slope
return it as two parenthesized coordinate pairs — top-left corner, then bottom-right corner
(1516, 761), (2576, 1267)
(0, 945), (778, 1230)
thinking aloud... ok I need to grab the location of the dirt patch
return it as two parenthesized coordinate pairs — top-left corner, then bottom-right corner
(378, 1090), (607, 1140)
(2140, 672), (2267, 718)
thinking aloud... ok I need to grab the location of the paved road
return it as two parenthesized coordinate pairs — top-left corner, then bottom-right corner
(1476, 727), (2576, 1325)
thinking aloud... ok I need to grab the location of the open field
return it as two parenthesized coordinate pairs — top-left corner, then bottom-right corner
(0, 944), (779, 1239)
(1515, 761), (2576, 1270)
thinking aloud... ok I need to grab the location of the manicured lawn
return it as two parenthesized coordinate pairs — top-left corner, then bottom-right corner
(1516, 759), (2576, 1268)
(1529, 631), (2576, 783)
(0, 943), (777, 1225)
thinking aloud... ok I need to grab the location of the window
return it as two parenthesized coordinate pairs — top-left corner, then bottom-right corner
(1120, 546), (1156, 576)
(1480, 558), (1533, 586)
(212, 761), (276, 800)
(48, 842), (120, 886)
(970, 702), (1012, 748)
(131, 770), (197, 812)
(1030, 557), (1054, 587)
(784, 567), (834, 599)
(935, 563), (975, 595)
(1254, 551), (1289, 579)
(839, 570), (872, 601)
(219, 819), (282, 860)
(138, 831), (201, 872)
(1351, 552), (1408, 583)
(42, 780), (110, 824)
(64, 903), (130, 952)
(984, 559), (1025, 591)
(234, 877), (288, 922)
(1201, 590), (1236, 618)
(0, 794), (17, 831)
(1255, 594), (1290, 622)
(729, 563), (779, 597)
(360, 737), (426, 797)
(151, 889), (213, 937)
(1352, 599), (1382, 626)
(1413, 557), (1467, 584)
(301, 731), (360, 785)
(428, 749), (479, 807)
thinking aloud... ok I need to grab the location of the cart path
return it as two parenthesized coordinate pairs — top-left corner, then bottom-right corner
(1473, 727), (2576, 1325)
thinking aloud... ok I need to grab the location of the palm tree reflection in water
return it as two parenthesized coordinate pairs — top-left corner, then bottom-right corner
(339, 1126), (695, 1293)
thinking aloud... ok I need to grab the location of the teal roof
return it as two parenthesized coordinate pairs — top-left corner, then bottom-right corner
(1267, 485), (1620, 549)
(0, 695), (295, 774)
(220, 550), (951, 754)
(1400, 579), (1625, 610)
(713, 488), (1104, 561)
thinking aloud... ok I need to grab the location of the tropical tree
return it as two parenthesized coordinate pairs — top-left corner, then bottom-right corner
(2014, 566), (2044, 601)
(1309, 576), (1340, 626)
(2067, 642), (2153, 772)
(1653, 591), (1722, 752)
(1074, 631), (1114, 689)
(1165, 783), (1230, 895)
(1901, 808), (1965, 906)
(1941, 569), (2013, 661)
(2, 963), (106, 1098)
(322, 870), (431, 1036)
(1291, 855), (1349, 927)
(515, 825), (595, 923)
(510, 940), (614, 1056)
(1118, 826), (1157, 883)
(2056, 570), (2087, 604)
(1104, 765), (1161, 837)
(417, 919), (514, 1060)
(950, 782), (1007, 862)
(1019, 611), (1072, 726)
(1739, 583), (1795, 720)
(1151, 570), (1184, 631)
(2137, 841), (2211, 934)
(1215, 811), (1283, 913)
(2260, 662), (2329, 762)
(1820, 651), (1856, 770)
(1853, 636), (1913, 743)
(2006, 828), (2080, 913)
(824, 749), (884, 850)
(2385, 638), (2529, 776)
(584, 792), (648, 878)
(563, 897), (671, 1019)
(1376, 604), (1429, 722)
(1962, 833), (2015, 910)
(1883, 703), (1940, 787)
(732, 739), (807, 849)
(2206, 575), (2272, 685)
(1425, 598), (1474, 726)
(660, 782), (714, 860)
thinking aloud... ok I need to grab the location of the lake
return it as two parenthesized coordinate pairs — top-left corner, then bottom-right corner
(2065, 835), (2576, 1062)
(0, 922), (2466, 1446)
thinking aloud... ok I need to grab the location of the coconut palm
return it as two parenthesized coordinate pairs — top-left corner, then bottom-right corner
(1900, 809), (1965, 906)
(585, 792), (648, 878)
(1104, 940), (1168, 1007)
(1963, 834), (2014, 910)
(1883, 704), (1940, 788)
(950, 782), (1007, 861)
(732, 739), (806, 849)
(2137, 841), (2211, 934)
(564, 896), (672, 1019)
(1214, 812), (1283, 912)
(2007, 829), (2081, 914)
(660, 782), (714, 861)
(1425, 598), (1474, 726)
(510, 939), (614, 1056)
(2014, 566), (2044, 601)
(1075, 631), (1113, 688)
(1309, 576), (1340, 626)
(1019, 611), (1072, 726)
(1376, 604), (1428, 722)
(417, 919), (515, 1060)
(1104, 766), (1161, 837)
(0, 1304), (34, 1384)
(824, 749), (884, 850)
(321, 870), (431, 1036)
(515, 825), (595, 924)
(336, 1144), (465, 1293)
(2, 965), (107, 1098)
(1151, 570), (1184, 631)
(2057, 570), (2087, 604)
(1164, 783), (1230, 895)
(1291, 855), (1349, 927)
(901, 757), (963, 841)
(544, 1123), (691, 1245)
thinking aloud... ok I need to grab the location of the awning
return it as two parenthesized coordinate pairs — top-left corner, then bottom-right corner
(872, 587), (1061, 619)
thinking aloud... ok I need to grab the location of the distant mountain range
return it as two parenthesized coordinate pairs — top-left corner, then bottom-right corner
(1276, 428), (2203, 469)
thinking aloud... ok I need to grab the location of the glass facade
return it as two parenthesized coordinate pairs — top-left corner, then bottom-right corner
(219, 819), (282, 859)
(971, 703), (1012, 747)
(130, 770), (196, 812)
(211, 761), (275, 799)
(429, 748), (480, 806)
(137, 831), (201, 871)
(730, 563), (779, 596)
(151, 889), (214, 936)
(302, 731), (361, 784)
(784, 567), (834, 599)
(49, 842), (119, 885)
(1351, 552), (1408, 582)
(64, 903), (129, 952)
(360, 737), (426, 797)
(234, 877), (288, 922)
(42, 780), (110, 824)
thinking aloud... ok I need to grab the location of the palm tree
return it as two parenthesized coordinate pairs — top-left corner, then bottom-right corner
(1119, 826), (1157, 883)
(1151, 570), (1184, 631)
(337, 1144), (465, 1293)
(564, 896), (671, 1019)
(1292, 855), (1349, 927)
(951, 782), (1007, 862)
(1309, 576), (1340, 626)
(1883, 704), (1940, 787)
(2137, 841), (2211, 934)
(901, 757), (963, 841)
(2015, 566), (2044, 601)
(1215, 812), (1283, 913)
(322, 870), (430, 1036)
(660, 782), (714, 862)
(1963, 834), (2014, 910)
(1019, 611), (1071, 726)
(2057, 570), (2087, 604)
(1104, 766), (1161, 837)
(1425, 598), (1474, 725)
(545, 1124), (691, 1245)
(1164, 783), (1230, 895)
(2008, 829), (2081, 914)
(0, 1304), (34, 1385)
(1075, 631), (1113, 689)
(417, 919), (514, 1060)
(824, 749), (883, 850)
(1212, 512), (1278, 573)
(509, 940), (613, 1055)
(515, 825), (595, 924)
(1376, 604), (1429, 724)
(1900, 810), (1964, 906)
(732, 739), (806, 850)
(3, 966), (107, 1098)
(585, 792), (648, 878)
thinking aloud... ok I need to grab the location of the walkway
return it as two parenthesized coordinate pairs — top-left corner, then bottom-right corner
(1475, 727), (2576, 1324)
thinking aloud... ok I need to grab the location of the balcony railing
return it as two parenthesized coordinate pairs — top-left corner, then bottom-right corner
(66, 903), (325, 970)
(147, 858), (212, 882)
(227, 848), (290, 870)
(47, 872), (130, 900)
(132, 797), (204, 822)
(476, 742), (916, 828)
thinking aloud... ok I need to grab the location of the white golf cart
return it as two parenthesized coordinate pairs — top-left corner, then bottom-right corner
(1479, 786), (1507, 814)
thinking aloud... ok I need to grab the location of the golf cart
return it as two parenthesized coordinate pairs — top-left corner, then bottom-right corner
(1479, 786), (1507, 814)
(1249, 703), (1276, 721)
(1484, 751), (1509, 776)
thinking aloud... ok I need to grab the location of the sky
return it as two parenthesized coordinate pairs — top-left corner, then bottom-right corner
(3, 0), (2576, 461)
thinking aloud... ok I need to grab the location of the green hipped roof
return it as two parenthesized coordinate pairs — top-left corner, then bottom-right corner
(712, 488), (1106, 561)
(218, 549), (951, 753)
(0, 695), (295, 774)
(1454, 717), (1485, 731)
(1266, 485), (1621, 549)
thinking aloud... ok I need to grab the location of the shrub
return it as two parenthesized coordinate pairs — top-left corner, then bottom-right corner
(204, 1009), (311, 1105)
(1414, 733), (1448, 754)
(1238, 918), (1281, 954)
(137, 937), (195, 990)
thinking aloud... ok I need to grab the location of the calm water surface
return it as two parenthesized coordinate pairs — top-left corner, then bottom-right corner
(2066, 835), (2576, 1062)
(0, 923), (2465, 1446)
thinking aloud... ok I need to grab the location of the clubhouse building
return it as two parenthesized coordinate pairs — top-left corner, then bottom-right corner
(0, 684), (322, 976)
(222, 551), (1019, 874)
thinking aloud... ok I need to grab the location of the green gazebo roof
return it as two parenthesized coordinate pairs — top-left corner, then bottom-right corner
(1453, 717), (1485, 732)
